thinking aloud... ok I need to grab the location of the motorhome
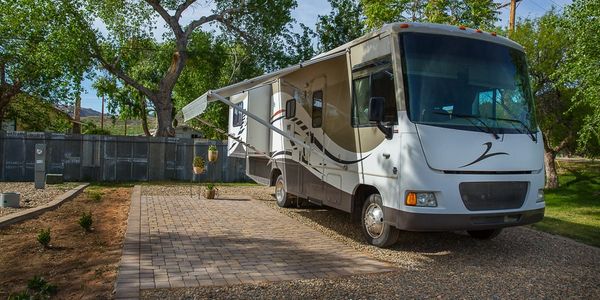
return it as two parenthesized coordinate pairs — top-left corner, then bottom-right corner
(182, 22), (545, 247)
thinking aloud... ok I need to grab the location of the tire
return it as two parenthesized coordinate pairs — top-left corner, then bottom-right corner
(275, 174), (293, 208)
(467, 228), (503, 240)
(361, 194), (399, 247)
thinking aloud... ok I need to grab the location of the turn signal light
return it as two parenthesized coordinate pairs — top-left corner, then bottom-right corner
(406, 192), (417, 206)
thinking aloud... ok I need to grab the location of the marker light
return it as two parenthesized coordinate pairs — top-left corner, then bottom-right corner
(406, 192), (438, 207)
(491, 32), (497, 36)
(536, 189), (545, 203)
(459, 25), (466, 30)
(400, 23), (409, 28)
(476, 29), (483, 33)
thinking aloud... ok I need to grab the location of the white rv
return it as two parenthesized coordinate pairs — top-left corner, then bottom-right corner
(183, 22), (545, 247)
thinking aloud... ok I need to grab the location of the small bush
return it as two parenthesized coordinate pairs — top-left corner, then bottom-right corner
(208, 145), (217, 152)
(78, 211), (93, 232)
(28, 276), (57, 294)
(193, 156), (205, 168)
(37, 228), (51, 248)
(86, 190), (102, 202)
(205, 183), (215, 190)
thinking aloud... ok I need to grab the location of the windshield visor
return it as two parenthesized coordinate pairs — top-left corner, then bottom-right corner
(400, 33), (537, 133)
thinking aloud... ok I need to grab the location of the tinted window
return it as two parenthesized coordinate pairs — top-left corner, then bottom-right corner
(401, 32), (536, 133)
(351, 59), (398, 126)
(312, 90), (323, 128)
(232, 102), (244, 127)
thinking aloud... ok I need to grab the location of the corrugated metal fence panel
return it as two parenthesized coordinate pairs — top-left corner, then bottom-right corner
(0, 131), (250, 183)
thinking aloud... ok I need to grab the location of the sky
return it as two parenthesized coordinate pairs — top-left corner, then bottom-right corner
(80, 0), (572, 112)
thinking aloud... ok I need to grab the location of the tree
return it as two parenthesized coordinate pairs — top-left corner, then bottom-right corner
(512, 10), (596, 188)
(316, 0), (366, 52)
(72, 0), (297, 137)
(560, 0), (600, 151)
(0, 0), (91, 125)
(361, 0), (498, 30)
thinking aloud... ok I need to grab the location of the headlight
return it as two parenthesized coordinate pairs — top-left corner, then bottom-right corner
(536, 189), (545, 203)
(406, 192), (438, 207)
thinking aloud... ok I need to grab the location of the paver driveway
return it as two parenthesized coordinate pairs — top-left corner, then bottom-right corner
(115, 186), (394, 299)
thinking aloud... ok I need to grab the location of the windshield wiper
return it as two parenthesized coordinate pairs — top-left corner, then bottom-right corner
(490, 117), (537, 142)
(433, 111), (500, 139)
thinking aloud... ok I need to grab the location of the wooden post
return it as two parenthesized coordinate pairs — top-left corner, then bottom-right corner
(509, 0), (517, 35)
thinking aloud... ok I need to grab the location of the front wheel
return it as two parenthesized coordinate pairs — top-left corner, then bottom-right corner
(467, 228), (503, 240)
(361, 194), (399, 247)
(275, 174), (293, 208)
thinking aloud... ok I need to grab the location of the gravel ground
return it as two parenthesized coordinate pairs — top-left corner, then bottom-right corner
(0, 182), (77, 217)
(140, 184), (600, 299)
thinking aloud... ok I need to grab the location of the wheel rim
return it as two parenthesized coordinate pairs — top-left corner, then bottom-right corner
(275, 179), (285, 203)
(364, 202), (384, 238)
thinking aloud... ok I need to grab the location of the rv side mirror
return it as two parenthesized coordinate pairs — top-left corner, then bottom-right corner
(285, 99), (296, 119)
(368, 97), (386, 122)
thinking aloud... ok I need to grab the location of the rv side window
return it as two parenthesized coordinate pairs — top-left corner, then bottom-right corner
(312, 90), (323, 128)
(352, 67), (398, 126)
(233, 102), (244, 127)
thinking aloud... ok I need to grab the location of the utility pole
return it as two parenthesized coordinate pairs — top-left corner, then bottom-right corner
(498, 0), (521, 35)
(509, 0), (517, 34)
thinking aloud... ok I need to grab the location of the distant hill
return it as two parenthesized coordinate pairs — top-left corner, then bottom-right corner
(80, 107), (102, 117)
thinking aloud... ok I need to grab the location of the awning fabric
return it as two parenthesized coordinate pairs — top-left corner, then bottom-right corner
(182, 50), (346, 122)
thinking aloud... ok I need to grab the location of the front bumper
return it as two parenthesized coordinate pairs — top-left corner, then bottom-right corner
(384, 207), (545, 231)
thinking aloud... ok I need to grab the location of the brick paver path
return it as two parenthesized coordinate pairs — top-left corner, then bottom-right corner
(115, 186), (395, 299)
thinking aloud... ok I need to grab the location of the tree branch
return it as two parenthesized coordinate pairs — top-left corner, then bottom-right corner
(184, 6), (244, 38)
(175, 0), (196, 20)
(91, 48), (155, 101)
(144, 0), (184, 38)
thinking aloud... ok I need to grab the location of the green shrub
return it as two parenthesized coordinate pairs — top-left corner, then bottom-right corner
(78, 211), (93, 232)
(37, 228), (51, 248)
(208, 145), (217, 151)
(205, 183), (215, 190)
(193, 156), (205, 168)
(86, 190), (102, 202)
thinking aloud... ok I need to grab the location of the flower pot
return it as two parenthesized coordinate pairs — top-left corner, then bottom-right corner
(205, 189), (216, 199)
(193, 166), (205, 174)
(208, 150), (218, 162)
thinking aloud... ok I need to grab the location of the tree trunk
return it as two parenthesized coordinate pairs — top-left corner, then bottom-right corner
(544, 150), (559, 189)
(154, 99), (175, 137)
(140, 100), (151, 137)
(73, 94), (81, 134)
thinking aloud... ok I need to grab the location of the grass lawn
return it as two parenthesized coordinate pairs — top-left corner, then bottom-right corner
(531, 160), (600, 247)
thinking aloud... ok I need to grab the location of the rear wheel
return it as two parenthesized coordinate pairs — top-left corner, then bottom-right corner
(361, 194), (399, 247)
(275, 175), (293, 207)
(467, 228), (503, 240)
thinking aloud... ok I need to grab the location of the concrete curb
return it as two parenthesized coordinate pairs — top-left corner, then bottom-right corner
(114, 185), (142, 300)
(0, 183), (90, 229)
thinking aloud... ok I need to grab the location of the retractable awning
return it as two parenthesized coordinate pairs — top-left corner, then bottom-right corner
(182, 49), (346, 122)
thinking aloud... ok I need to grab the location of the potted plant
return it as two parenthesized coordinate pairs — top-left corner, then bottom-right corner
(208, 145), (218, 162)
(204, 183), (218, 199)
(192, 156), (205, 174)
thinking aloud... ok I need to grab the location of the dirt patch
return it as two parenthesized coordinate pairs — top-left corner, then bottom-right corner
(0, 187), (131, 299)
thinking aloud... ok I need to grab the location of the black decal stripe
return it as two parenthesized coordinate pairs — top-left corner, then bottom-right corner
(312, 137), (370, 165)
(271, 151), (293, 159)
(300, 125), (308, 131)
(270, 116), (284, 124)
(460, 142), (509, 168)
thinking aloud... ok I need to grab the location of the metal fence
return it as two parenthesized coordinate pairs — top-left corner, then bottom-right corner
(0, 131), (249, 182)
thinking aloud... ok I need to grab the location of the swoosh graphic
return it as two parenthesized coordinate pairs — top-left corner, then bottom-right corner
(460, 142), (508, 168)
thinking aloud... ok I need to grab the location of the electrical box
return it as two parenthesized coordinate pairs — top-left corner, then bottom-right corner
(0, 193), (20, 208)
(35, 144), (46, 189)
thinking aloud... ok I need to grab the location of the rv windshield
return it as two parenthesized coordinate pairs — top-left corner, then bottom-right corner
(400, 32), (537, 134)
